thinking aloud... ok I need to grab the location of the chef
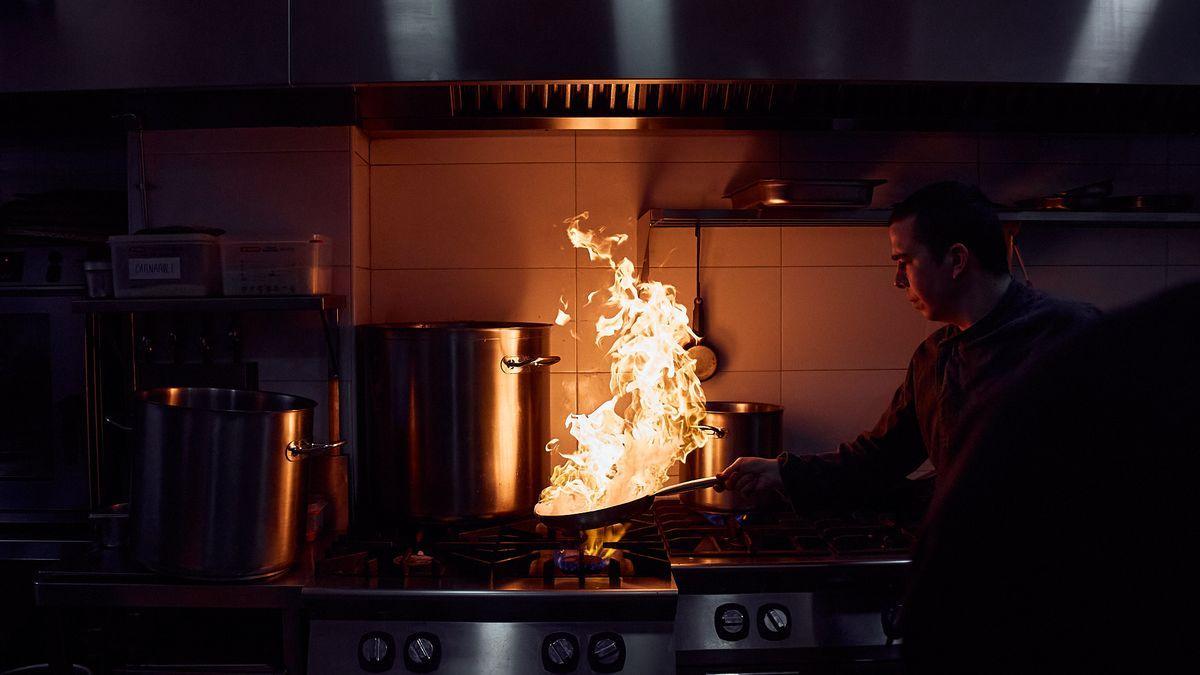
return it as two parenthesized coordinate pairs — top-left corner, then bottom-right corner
(718, 181), (1099, 508)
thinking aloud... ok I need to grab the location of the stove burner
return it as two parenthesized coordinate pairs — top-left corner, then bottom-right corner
(554, 550), (607, 573)
(700, 512), (749, 527)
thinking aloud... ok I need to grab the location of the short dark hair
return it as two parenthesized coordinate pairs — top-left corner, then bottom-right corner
(891, 181), (1009, 276)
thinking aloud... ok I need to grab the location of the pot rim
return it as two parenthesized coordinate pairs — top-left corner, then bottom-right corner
(136, 387), (318, 414)
(370, 321), (553, 332)
(705, 401), (784, 414)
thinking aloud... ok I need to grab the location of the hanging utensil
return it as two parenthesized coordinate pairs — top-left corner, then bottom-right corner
(686, 222), (719, 381)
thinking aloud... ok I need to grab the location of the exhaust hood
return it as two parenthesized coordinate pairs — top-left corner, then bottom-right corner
(294, 0), (1200, 87)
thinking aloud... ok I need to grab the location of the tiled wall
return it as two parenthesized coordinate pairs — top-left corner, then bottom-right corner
(361, 129), (1200, 479)
(129, 127), (1200, 487)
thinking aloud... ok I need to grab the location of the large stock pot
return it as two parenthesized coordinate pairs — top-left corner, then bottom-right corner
(129, 387), (342, 580)
(682, 401), (784, 512)
(358, 322), (557, 523)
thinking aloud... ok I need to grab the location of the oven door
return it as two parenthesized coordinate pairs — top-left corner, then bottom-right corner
(0, 291), (88, 522)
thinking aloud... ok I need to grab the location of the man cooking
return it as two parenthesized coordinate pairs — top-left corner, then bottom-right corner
(718, 181), (1099, 509)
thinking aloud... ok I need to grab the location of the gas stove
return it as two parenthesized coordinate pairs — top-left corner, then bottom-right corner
(306, 498), (914, 674)
(305, 514), (678, 673)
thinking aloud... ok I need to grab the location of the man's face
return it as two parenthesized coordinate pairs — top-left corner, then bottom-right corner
(889, 215), (955, 322)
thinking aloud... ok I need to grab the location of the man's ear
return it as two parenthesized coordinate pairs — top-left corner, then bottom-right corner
(947, 243), (970, 279)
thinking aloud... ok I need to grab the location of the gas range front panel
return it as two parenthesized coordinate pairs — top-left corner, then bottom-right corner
(308, 620), (674, 675)
(674, 591), (894, 652)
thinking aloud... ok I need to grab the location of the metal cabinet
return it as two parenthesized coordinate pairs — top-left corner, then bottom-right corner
(1, 0), (287, 93)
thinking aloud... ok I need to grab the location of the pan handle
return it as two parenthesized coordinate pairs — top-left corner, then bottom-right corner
(696, 424), (726, 438)
(656, 475), (723, 498)
(501, 355), (561, 373)
(286, 439), (348, 461)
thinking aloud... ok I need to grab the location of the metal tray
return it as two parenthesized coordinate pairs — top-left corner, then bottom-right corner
(724, 179), (887, 209)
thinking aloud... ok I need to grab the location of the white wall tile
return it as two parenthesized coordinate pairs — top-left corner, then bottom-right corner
(370, 268), (577, 372)
(979, 133), (1168, 164)
(143, 126), (349, 155)
(370, 163), (575, 269)
(782, 267), (936, 370)
(1028, 266), (1166, 311)
(701, 371), (781, 406)
(782, 227), (892, 266)
(371, 131), (574, 165)
(781, 370), (906, 455)
(1166, 266), (1200, 288)
(695, 267), (781, 372)
(351, 159), (370, 269)
(782, 131), (977, 163)
(577, 131), (778, 163)
(781, 162), (977, 208)
(1014, 227), (1167, 266)
(1169, 230), (1200, 264)
(576, 161), (778, 268)
(979, 162), (1169, 206)
(352, 127), (370, 163)
(647, 226), (781, 267)
(144, 151), (352, 264)
(353, 267), (371, 325)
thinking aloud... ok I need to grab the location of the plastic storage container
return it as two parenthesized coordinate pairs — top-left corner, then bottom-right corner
(221, 235), (331, 296)
(109, 233), (222, 297)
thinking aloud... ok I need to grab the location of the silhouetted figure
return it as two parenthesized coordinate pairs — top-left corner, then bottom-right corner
(901, 281), (1200, 673)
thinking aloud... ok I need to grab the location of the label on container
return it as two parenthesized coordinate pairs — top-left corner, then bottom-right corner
(128, 257), (181, 280)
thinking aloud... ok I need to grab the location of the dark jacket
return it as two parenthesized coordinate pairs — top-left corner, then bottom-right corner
(900, 282), (1200, 673)
(778, 279), (1099, 509)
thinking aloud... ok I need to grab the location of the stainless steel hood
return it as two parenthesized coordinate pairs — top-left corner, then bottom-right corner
(293, 0), (1200, 87)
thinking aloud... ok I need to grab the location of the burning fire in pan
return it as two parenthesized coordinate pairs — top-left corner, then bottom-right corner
(538, 213), (710, 554)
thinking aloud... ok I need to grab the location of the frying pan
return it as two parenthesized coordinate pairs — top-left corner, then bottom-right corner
(535, 475), (725, 531)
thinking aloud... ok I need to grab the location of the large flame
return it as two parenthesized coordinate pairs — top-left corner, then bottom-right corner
(539, 213), (709, 554)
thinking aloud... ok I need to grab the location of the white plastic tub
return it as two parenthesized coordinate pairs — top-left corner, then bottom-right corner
(221, 235), (331, 296)
(109, 233), (222, 297)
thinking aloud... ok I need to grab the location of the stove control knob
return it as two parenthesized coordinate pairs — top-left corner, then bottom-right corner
(757, 603), (792, 641)
(357, 632), (395, 672)
(402, 632), (441, 672)
(587, 632), (626, 672)
(542, 632), (580, 672)
(714, 603), (750, 641)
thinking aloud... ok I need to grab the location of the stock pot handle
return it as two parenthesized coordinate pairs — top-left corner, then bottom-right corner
(286, 439), (348, 461)
(696, 424), (727, 438)
(501, 355), (561, 373)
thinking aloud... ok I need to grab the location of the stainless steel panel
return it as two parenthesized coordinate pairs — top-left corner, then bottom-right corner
(674, 592), (892, 652)
(308, 619), (675, 674)
(1, 0), (287, 93)
(292, 0), (1200, 86)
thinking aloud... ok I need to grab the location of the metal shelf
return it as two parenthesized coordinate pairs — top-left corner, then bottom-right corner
(641, 208), (1200, 228)
(72, 294), (345, 314)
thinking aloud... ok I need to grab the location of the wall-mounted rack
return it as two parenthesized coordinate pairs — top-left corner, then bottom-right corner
(640, 208), (1200, 229)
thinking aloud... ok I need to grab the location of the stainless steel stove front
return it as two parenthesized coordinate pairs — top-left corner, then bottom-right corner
(308, 619), (674, 674)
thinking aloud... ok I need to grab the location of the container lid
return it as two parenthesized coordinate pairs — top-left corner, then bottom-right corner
(109, 232), (219, 244)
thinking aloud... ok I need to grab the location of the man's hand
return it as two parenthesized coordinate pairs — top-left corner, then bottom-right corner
(717, 456), (783, 497)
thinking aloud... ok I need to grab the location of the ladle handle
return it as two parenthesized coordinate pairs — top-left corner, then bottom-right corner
(656, 475), (722, 498)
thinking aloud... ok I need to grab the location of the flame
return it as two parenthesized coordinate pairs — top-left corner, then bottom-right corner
(539, 212), (709, 555)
